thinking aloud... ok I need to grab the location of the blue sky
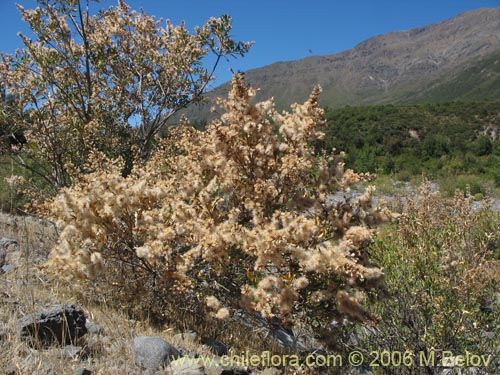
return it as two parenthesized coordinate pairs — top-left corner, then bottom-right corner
(1, 0), (499, 87)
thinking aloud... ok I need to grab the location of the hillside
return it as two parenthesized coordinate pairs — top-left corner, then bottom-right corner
(398, 49), (500, 103)
(181, 7), (500, 124)
(319, 100), (500, 196)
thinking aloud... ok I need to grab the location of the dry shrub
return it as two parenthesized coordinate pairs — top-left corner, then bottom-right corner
(41, 75), (393, 345)
(1, 0), (251, 189)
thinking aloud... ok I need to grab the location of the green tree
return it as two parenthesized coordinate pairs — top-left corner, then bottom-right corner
(421, 134), (450, 159)
(471, 134), (493, 156)
(0, 85), (26, 154)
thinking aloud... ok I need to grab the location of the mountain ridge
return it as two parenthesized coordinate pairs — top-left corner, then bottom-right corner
(181, 7), (500, 124)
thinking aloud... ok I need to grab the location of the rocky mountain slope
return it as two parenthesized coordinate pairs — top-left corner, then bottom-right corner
(182, 7), (500, 124)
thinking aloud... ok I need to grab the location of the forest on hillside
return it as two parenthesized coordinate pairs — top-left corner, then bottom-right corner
(318, 101), (500, 196)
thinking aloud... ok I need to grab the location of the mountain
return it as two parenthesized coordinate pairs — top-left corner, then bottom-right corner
(397, 49), (500, 103)
(181, 7), (500, 124)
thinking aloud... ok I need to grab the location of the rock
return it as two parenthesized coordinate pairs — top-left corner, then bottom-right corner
(0, 237), (17, 270)
(482, 331), (495, 340)
(231, 310), (315, 351)
(167, 357), (206, 375)
(2, 264), (17, 273)
(219, 368), (250, 375)
(132, 336), (181, 370)
(0, 327), (7, 342)
(479, 292), (500, 314)
(18, 304), (87, 348)
(0, 237), (18, 249)
(70, 369), (92, 375)
(63, 345), (83, 359)
(85, 320), (104, 335)
(0, 248), (6, 267)
(326, 191), (353, 207)
(203, 357), (250, 375)
(201, 338), (228, 356)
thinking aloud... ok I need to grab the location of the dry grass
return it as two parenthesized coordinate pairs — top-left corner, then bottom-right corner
(0, 212), (295, 375)
(9, 184), (497, 375)
(3, 183), (498, 375)
(0, 215), (158, 374)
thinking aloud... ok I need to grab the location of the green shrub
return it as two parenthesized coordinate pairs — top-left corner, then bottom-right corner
(439, 174), (488, 197)
(349, 183), (500, 374)
(474, 192), (485, 201)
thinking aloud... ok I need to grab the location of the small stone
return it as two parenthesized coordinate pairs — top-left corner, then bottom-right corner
(85, 320), (104, 335)
(203, 357), (250, 375)
(0, 237), (18, 270)
(0, 248), (6, 267)
(481, 292), (500, 314)
(63, 345), (83, 359)
(2, 264), (17, 273)
(219, 368), (250, 375)
(18, 304), (87, 348)
(483, 331), (495, 340)
(132, 336), (181, 370)
(0, 237), (17, 249)
(201, 338), (228, 356)
(70, 369), (92, 375)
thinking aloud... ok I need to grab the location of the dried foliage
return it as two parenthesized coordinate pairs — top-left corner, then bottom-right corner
(41, 74), (393, 344)
(0, 0), (251, 189)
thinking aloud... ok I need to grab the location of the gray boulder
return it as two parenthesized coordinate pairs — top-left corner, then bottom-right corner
(132, 336), (181, 370)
